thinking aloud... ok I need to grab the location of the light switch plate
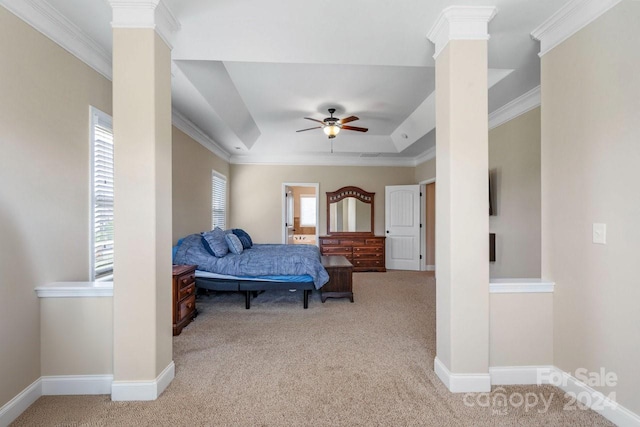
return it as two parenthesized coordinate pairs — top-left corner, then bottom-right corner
(593, 223), (606, 244)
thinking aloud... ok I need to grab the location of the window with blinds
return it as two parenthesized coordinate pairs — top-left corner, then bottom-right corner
(90, 107), (114, 281)
(212, 171), (227, 229)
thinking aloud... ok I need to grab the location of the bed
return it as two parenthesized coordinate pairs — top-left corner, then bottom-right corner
(173, 231), (329, 309)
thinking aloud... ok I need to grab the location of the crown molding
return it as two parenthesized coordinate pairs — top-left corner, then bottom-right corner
(1, 0), (112, 80)
(171, 110), (232, 162)
(108, 0), (180, 49)
(427, 6), (498, 59)
(414, 146), (436, 166)
(531, 0), (622, 57)
(230, 153), (417, 168)
(489, 86), (540, 130)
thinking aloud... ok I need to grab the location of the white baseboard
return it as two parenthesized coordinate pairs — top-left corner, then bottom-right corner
(434, 357), (491, 393)
(426, 265), (436, 271)
(554, 368), (640, 427)
(490, 365), (555, 385)
(1, 364), (174, 425)
(41, 375), (113, 396)
(0, 378), (41, 427)
(488, 365), (640, 427)
(111, 361), (175, 401)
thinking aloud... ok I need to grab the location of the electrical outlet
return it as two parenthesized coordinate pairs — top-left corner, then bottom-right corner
(593, 223), (606, 244)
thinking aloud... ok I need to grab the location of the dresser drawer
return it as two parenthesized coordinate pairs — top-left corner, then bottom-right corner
(322, 246), (351, 254)
(178, 294), (196, 322)
(321, 239), (340, 245)
(179, 283), (195, 301)
(353, 259), (384, 268)
(353, 246), (383, 254)
(365, 238), (384, 246)
(352, 252), (383, 259)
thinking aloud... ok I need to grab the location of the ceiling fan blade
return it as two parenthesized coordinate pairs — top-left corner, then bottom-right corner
(341, 125), (368, 132)
(304, 117), (325, 125)
(296, 126), (322, 132)
(339, 116), (359, 124)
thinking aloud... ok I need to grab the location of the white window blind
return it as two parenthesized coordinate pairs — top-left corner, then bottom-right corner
(212, 171), (227, 229)
(300, 195), (317, 227)
(90, 107), (114, 281)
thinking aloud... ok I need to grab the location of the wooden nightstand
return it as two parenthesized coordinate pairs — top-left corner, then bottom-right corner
(172, 264), (197, 336)
(321, 256), (354, 303)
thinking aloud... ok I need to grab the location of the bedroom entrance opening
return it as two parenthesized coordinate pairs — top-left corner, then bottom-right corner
(421, 180), (436, 272)
(282, 183), (319, 246)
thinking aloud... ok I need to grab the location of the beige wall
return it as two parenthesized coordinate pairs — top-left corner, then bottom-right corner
(172, 127), (230, 243)
(489, 293), (553, 367)
(41, 298), (113, 375)
(415, 157), (436, 183)
(229, 165), (415, 243)
(489, 108), (541, 278)
(542, 1), (640, 414)
(0, 9), (112, 407)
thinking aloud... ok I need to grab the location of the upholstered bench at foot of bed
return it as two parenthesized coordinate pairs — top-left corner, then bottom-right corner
(239, 281), (316, 309)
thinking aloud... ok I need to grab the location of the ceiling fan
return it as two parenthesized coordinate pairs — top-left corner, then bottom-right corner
(296, 108), (368, 139)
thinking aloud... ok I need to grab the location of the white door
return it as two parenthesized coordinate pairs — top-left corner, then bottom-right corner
(385, 185), (421, 270)
(284, 186), (294, 244)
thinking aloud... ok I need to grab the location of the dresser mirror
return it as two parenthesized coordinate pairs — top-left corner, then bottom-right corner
(326, 186), (374, 235)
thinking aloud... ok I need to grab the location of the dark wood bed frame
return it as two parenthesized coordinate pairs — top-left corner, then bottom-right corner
(195, 277), (315, 309)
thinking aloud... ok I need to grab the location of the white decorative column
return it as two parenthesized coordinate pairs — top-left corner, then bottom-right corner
(427, 6), (496, 393)
(108, 0), (179, 401)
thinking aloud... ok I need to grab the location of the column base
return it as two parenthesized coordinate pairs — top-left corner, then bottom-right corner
(111, 361), (175, 401)
(434, 356), (491, 393)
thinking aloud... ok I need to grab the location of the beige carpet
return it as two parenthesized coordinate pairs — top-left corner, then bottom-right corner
(13, 271), (612, 426)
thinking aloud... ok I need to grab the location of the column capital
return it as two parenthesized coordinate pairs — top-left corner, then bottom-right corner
(427, 6), (498, 59)
(108, 0), (180, 48)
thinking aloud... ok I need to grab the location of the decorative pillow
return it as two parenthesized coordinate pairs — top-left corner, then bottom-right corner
(201, 227), (229, 257)
(225, 233), (244, 255)
(232, 228), (253, 249)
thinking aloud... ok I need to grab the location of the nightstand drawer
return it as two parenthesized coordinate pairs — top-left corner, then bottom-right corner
(179, 283), (195, 301)
(178, 294), (196, 322)
(179, 273), (195, 289)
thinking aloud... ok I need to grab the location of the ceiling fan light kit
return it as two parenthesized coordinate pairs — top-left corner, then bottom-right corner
(323, 124), (340, 138)
(297, 108), (368, 141)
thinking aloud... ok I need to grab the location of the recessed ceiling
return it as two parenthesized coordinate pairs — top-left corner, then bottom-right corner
(13, 0), (571, 165)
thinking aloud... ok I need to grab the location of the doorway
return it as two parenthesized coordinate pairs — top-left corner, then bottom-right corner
(422, 181), (436, 271)
(282, 183), (319, 246)
(385, 184), (421, 270)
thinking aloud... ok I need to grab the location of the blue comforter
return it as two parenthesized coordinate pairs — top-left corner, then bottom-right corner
(174, 234), (329, 289)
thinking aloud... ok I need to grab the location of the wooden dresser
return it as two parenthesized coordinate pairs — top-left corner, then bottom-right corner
(319, 235), (386, 272)
(172, 264), (197, 336)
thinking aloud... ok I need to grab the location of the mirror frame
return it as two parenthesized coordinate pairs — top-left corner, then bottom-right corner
(326, 186), (375, 236)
